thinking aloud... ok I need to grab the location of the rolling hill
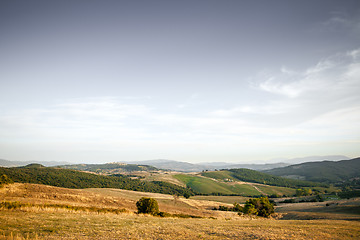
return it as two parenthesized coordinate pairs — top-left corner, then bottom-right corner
(0, 164), (194, 197)
(264, 157), (360, 184)
(173, 173), (296, 196)
(0, 159), (70, 167)
(201, 168), (327, 188)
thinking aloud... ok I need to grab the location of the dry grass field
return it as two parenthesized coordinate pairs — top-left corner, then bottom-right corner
(1, 183), (360, 239)
(277, 199), (360, 221)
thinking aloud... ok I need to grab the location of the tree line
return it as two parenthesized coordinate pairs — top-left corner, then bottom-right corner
(0, 165), (194, 197)
(227, 168), (327, 188)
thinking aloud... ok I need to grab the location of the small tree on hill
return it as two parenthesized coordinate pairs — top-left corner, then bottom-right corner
(244, 197), (274, 217)
(136, 197), (159, 215)
(183, 192), (191, 199)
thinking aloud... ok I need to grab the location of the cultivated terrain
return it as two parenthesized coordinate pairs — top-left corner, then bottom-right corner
(0, 157), (359, 239)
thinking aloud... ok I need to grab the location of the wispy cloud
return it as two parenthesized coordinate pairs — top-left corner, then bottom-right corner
(208, 48), (360, 134)
(0, 98), (152, 143)
(1, 48), (359, 162)
(257, 49), (360, 102)
(321, 11), (360, 34)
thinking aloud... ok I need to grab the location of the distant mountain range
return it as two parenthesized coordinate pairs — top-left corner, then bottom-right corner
(267, 155), (350, 164)
(125, 155), (349, 172)
(264, 157), (360, 184)
(123, 159), (289, 172)
(0, 159), (70, 167)
(0, 155), (350, 172)
(2, 156), (358, 196)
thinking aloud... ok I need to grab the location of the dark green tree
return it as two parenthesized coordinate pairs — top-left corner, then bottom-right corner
(243, 197), (274, 217)
(233, 202), (243, 212)
(183, 192), (191, 199)
(136, 197), (159, 215)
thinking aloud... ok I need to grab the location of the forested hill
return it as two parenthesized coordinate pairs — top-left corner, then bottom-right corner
(201, 168), (327, 188)
(58, 162), (158, 174)
(264, 157), (360, 184)
(0, 165), (194, 197)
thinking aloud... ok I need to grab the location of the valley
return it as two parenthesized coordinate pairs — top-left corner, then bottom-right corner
(1, 157), (360, 239)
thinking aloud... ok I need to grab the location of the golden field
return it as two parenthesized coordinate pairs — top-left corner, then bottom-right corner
(0, 183), (359, 239)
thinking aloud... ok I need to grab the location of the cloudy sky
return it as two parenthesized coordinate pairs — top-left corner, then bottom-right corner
(1, 0), (359, 163)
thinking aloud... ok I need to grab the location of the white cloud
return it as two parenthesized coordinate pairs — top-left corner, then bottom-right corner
(0, 98), (153, 143)
(257, 49), (360, 102)
(1, 49), (360, 162)
(347, 49), (360, 59)
(208, 48), (360, 142)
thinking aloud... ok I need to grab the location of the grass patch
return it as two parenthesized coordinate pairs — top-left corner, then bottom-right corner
(199, 171), (235, 181)
(155, 211), (203, 219)
(1, 211), (360, 239)
(0, 201), (127, 214)
(192, 195), (249, 204)
(256, 184), (296, 196)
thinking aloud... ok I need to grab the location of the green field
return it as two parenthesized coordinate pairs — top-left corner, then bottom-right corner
(174, 173), (297, 196)
(256, 184), (296, 196)
(199, 171), (236, 181)
(173, 174), (259, 195)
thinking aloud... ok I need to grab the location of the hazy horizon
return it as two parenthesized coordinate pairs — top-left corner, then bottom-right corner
(1, 1), (360, 163)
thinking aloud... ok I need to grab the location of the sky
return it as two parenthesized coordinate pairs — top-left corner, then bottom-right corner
(0, 0), (360, 164)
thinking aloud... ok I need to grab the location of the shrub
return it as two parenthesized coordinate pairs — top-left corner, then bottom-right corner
(213, 202), (244, 212)
(156, 211), (171, 217)
(136, 197), (159, 215)
(243, 197), (274, 217)
(233, 202), (243, 212)
(183, 192), (191, 199)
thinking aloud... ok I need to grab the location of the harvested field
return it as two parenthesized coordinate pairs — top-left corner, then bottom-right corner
(1, 183), (360, 239)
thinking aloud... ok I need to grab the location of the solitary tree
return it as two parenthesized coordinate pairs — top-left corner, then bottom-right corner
(183, 192), (191, 199)
(244, 197), (274, 217)
(136, 197), (159, 215)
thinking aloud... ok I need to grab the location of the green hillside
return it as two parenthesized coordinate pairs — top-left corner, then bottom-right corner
(264, 157), (360, 184)
(0, 165), (194, 197)
(173, 174), (295, 196)
(202, 169), (326, 188)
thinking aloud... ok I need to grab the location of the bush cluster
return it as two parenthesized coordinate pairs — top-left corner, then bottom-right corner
(213, 197), (275, 218)
(243, 197), (274, 217)
(212, 202), (243, 212)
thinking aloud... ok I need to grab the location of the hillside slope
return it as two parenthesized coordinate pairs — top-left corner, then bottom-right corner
(173, 173), (296, 196)
(0, 165), (194, 197)
(264, 157), (360, 184)
(201, 168), (326, 188)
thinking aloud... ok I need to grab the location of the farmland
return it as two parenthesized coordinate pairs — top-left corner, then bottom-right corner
(1, 183), (360, 239)
(173, 173), (296, 196)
